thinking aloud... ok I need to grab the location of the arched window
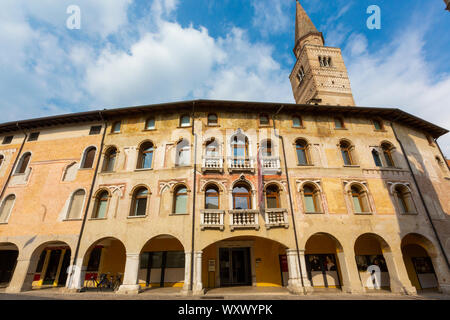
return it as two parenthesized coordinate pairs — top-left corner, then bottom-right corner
(180, 115), (191, 127)
(130, 187), (149, 216)
(67, 190), (85, 220)
(0, 194), (15, 223)
(145, 117), (155, 130)
(81, 147), (96, 169)
(372, 149), (382, 167)
(351, 185), (370, 213)
(205, 139), (219, 157)
(293, 115), (303, 128)
(176, 140), (190, 166)
(266, 185), (280, 209)
(259, 114), (270, 126)
(232, 183), (251, 210)
(112, 121), (121, 133)
(261, 140), (272, 157)
(296, 139), (309, 165)
(394, 185), (415, 214)
(232, 135), (249, 159)
(207, 114), (218, 126)
(0, 155), (4, 168)
(102, 147), (117, 172)
(137, 142), (154, 169)
(174, 186), (188, 214)
(340, 141), (354, 165)
(302, 184), (321, 213)
(16, 152), (31, 174)
(205, 185), (219, 209)
(381, 143), (395, 167)
(92, 190), (109, 219)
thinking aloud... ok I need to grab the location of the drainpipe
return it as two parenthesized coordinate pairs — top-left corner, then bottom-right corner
(0, 124), (28, 201)
(67, 112), (108, 289)
(272, 105), (306, 292)
(190, 101), (197, 292)
(390, 121), (450, 269)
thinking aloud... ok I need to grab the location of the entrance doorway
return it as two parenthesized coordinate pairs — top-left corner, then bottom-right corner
(219, 247), (251, 286)
(0, 249), (18, 287)
(33, 247), (72, 287)
(305, 254), (341, 288)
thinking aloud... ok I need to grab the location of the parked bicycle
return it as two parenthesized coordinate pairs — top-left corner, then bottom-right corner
(84, 273), (122, 292)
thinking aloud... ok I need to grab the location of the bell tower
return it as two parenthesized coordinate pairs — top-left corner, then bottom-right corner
(290, 0), (355, 106)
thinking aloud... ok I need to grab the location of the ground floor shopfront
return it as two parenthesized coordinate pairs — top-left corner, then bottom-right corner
(1, 232), (449, 295)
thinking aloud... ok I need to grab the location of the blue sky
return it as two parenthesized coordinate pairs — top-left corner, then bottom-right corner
(1, 0), (449, 155)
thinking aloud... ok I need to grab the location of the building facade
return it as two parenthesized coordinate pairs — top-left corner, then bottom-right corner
(1, 2), (449, 296)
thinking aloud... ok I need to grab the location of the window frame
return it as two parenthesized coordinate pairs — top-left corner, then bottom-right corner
(292, 115), (303, 128)
(15, 152), (31, 174)
(111, 121), (121, 133)
(205, 185), (220, 210)
(145, 117), (156, 130)
(130, 187), (149, 217)
(349, 185), (371, 214)
(173, 186), (188, 214)
(81, 147), (97, 169)
(302, 184), (321, 214)
(102, 147), (117, 172)
(66, 189), (86, 220)
(296, 139), (310, 165)
(2, 136), (13, 144)
(180, 115), (191, 127)
(0, 194), (16, 223)
(28, 132), (40, 142)
(92, 190), (109, 219)
(232, 183), (252, 210)
(259, 114), (270, 126)
(137, 142), (154, 170)
(207, 114), (218, 126)
(372, 119), (384, 131)
(265, 185), (280, 209)
(334, 117), (345, 129)
(340, 141), (354, 166)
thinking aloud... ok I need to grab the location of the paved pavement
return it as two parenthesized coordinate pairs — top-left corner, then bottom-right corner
(1, 286), (449, 300)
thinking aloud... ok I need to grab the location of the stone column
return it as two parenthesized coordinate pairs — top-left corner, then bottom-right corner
(5, 257), (37, 293)
(383, 249), (417, 295)
(193, 251), (204, 295)
(336, 250), (364, 294)
(430, 254), (450, 294)
(65, 257), (85, 291)
(181, 251), (192, 295)
(117, 253), (141, 294)
(286, 249), (311, 294)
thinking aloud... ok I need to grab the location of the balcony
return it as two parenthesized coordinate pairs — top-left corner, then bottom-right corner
(202, 156), (223, 173)
(227, 157), (255, 173)
(265, 208), (289, 229)
(200, 210), (225, 230)
(261, 156), (281, 174)
(229, 210), (260, 231)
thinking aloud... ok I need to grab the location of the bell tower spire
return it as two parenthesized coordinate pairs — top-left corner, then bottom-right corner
(290, 0), (355, 106)
(294, 0), (324, 57)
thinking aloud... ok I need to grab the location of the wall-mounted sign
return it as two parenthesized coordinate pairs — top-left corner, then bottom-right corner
(208, 259), (216, 272)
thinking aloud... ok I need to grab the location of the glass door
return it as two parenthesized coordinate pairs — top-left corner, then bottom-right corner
(219, 247), (251, 286)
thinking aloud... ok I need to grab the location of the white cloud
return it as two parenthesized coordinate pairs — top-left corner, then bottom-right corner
(345, 31), (450, 156)
(251, 0), (292, 36)
(84, 21), (220, 106)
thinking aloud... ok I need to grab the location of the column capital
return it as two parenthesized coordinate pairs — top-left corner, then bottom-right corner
(126, 253), (140, 258)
